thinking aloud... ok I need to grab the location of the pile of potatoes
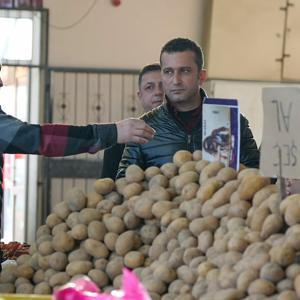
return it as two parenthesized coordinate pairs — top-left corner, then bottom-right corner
(2, 149), (300, 299)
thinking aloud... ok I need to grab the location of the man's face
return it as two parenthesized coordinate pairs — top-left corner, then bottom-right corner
(138, 70), (164, 112)
(161, 51), (206, 108)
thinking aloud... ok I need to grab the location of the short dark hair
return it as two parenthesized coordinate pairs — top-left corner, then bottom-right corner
(138, 63), (161, 87)
(160, 38), (204, 70)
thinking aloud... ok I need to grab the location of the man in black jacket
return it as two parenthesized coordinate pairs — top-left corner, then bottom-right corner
(101, 63), (164, 179)
(117, 38), (260, 178)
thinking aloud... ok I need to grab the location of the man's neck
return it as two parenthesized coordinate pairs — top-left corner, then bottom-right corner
(172, 95), (202, 112)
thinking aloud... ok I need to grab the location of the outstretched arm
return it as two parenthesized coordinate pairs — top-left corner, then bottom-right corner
(0, 108), (154, 157)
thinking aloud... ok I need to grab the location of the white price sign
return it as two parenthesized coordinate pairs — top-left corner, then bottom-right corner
(260, 87), (300, 179)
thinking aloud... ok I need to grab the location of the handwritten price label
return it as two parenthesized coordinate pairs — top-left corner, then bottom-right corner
(260, 88), (300, 178)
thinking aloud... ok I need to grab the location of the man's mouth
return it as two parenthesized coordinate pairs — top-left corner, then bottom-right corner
(171, 89), (185, 94)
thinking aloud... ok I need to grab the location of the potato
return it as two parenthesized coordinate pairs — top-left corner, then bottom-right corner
(84, 239), (109, 258)
(38, 241), (54, 256)
(65, 261), (93, 276)
(261, 214), (283, 239)
(0, 266), (17, 283)
(161, 209), (184, 227)
(181, 182), (199, 200)
(105, 191), (123, 204)
(252, 184), (278, 207)
(15, 254), (30, 266)
(179, 161), (197, 174)
(49, 272), (70, 287)
(218, 266), (238, 288)
(36, 225), (51, 238)
(270, 244), (295, 267)
(115, 230), (137, 256)
(86, 191), (103, 208)
(52, 222), (69, 236)
(66, 187), (87, 211)
(189, 216), (219, 236)
(52, 231), (75, 252)
(105, 257), (124, 280)
(93, 258), (108, 271)
(166, 217), (189, 239)
(214, 289), (244, 300)
(78, 208), (101, 224)
(192, 150), (202, 161)
(152, 201), (174, 219)
(125, 164), (145, 183)
(87, 220), (107, 241)
(145, 166), (161, 180)
(140, 224), (159, 244)
(149, 174), (169, 188)
(70, 223), (88, 240)
(177, 265), (196, 285)
(236, 269), (259, 291)
(143, 277), (167, 295)
(15, 265), (34, 279)
(0, 283), (15, 293)
(124, 251), (145, 268)
(94, 178), (115, 195)
(33, 282), (51, 294)
(103, 215), (125, 234)
(173, 150), (193, 167)
(211, 181), (238, 208)
(68, 248), (91, 262)
(104, 232), (119, 251)
(111, 203), (129, 218)
(216, 167), (237, 182)
(38, 255), (51, 270)
(88, 269), (109, 288)
(133, 197), (154, 219)
(227, 236), (248, 253)
(66, 212), (80, 228)
(277, 290), (297, 300)
(285, 201), (300, 226)
(16, 283), (34, 294)
(48, 252), (68, 271)
(286, 264), (300, 279)
(122, 182), (143, 199)
(238, 175), (270, 201)
(199, 161), (225, 184)
(196, 177), (223, 202)
(237, 168), (260, 180)
(53, 201), (71, 220)
(123, 211), (141, 229)
(250, 206), (270, 232)
(149, 185), (171, 202)
(153, 264), (177, 284)
(174, 171), (198, 192)
(96, 199), (114, 214)
(260, 262), (285, 283)
(183, 247), (202, 265)
(247, 278), (275, 296)
(45, 213), (62, 228)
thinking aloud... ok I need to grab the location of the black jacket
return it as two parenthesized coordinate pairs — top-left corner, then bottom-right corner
(101, 143), (125, 179)
(117, 98), (260, 178)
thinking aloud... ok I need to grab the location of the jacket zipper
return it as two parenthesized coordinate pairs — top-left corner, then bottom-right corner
(187, 134), (192, 151)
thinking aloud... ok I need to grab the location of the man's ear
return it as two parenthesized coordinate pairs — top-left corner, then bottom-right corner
(199, 69), (207, 85)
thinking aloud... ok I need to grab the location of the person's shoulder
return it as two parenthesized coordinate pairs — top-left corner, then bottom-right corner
(141, 104), (166, 122)
(240, 113), (249, 127)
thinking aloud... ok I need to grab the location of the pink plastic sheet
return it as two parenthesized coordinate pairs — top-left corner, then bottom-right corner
(53, 268), (150, 300)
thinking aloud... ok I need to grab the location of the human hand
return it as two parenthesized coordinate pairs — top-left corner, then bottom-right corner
(116, 118), (155, 144)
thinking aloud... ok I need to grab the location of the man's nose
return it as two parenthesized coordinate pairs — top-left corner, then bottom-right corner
(173, 72), (182, 84)
(155, 84), (163, 95)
